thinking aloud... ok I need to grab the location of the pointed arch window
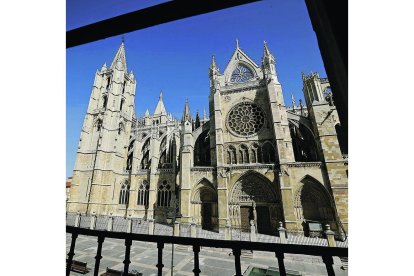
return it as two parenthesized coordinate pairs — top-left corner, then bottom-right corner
(194, 130), (211, 166)
(262, 143), (276, 163)
(239, 144), (249, 164)
(122, 81), (126, 94)
(157, 180), (172, 207)
(126, 140), (134, 171)
(141, 152), (150, 169)
(119, 182), (130, 205)
(158, 150), (167, 168)
(251, 143), (261, 163)
(160, 136), (167, 150)
(106, 76), (111, 90)
(96, 119), (103, 132)
(230, 64), (254, 83)
(137, 180), (150, 207)
(227, 146), (237, 164)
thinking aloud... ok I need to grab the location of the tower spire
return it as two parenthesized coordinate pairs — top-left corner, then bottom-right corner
(195, 110), (201, 129)
(263, 40), (271, 57)
(154, 90), (167, 115)
(110, 40), (127, 72)
(291, 94), (296, 110)
(210, 55), (218, 70)
(203, 107), (207, 121)
(236, 38), (239, 49)
(182, 99), (191, 122)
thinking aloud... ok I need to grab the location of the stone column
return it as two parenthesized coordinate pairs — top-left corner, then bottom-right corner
(325, 224), (337, 247)
(174, 221), (180, 237)
(107, 213), (114, 231)
(90, 212), (97, 230)
(278, 222), (287, 244)
(279, 170), (298, 231)
(148, 218), (155, 235)
(127, 215), (133, 233)
(75, 211), (81, 227)
(250, 220), (257, 242)
(190, 221), (197, 238)
(224, 220), (231, 240)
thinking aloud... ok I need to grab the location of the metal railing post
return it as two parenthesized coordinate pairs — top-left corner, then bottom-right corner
(275, 251), (287, 276)
(322, 255), (336, 276)
(66, 232), (78, 276)
(123, 238), (132, 275)
(232, 248), (242, 276)
(192, 245), (201, 276)
(156, 242), (164, 276)
(93, 235), (105, 276)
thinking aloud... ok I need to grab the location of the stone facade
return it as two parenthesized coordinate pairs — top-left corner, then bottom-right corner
(67, 41), (348, 237)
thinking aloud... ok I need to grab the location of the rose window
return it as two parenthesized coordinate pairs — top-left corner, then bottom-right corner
(227, 102), (265, 137)
(230, 64), (254, 83)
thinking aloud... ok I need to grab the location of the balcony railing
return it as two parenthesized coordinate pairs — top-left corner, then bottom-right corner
(66, 223), (347, 276)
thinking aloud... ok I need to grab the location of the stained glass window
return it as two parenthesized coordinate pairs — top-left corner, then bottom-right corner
(230, 64), (254, 83)
(227, 102), (265, 137)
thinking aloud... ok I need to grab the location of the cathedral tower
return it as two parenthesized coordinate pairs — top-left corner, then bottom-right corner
(302, 72), (348, 232)
(68, 41), (137, 215)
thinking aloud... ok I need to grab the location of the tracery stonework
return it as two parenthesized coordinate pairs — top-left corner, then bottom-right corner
(230, 175), (276, 204)
(230, 64), (254, 83)
(227, 102), (265, 137)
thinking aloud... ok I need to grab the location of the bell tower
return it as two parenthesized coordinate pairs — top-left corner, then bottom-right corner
(68, 41), (137, 215)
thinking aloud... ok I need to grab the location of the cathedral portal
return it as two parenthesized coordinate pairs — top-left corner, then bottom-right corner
(229, 172), (282, 235)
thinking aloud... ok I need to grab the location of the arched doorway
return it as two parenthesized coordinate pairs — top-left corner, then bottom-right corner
(200, 188), (217, 230)
(294, 176), (337, 234)
(191, 179), (218, 231)
(229, 172), (282, 235)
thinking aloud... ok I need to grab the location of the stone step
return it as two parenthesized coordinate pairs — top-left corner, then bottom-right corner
(340, 257), (348, 270)
(241, 250), (254, 259)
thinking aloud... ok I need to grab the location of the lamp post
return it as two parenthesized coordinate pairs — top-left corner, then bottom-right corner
(167, 193), (179, 276)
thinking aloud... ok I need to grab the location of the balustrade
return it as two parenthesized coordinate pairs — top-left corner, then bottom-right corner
(66, 225), (347, 276)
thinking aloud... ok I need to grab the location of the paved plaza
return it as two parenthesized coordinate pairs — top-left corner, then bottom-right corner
(66, 234), (347, 276)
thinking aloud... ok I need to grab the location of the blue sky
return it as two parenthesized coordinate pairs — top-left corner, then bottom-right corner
(66, 0), (327, 177)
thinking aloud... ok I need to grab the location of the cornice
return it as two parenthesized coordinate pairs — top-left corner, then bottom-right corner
(285, 162), (322, 168)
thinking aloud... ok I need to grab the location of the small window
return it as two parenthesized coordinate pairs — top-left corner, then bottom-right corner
(96, 119), (102, 132)
(106, 77), (111, 89)
(102, 95), (108, 109)
(118, 122), (123, 135)
(122, 81), (126, 94)
(120, 99), (125, 111)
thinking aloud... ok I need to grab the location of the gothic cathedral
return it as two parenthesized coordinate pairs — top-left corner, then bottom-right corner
(67, 41), (348, 236)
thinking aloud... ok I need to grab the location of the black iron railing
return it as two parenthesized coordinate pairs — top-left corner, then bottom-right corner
(66, 225), (347, 276)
